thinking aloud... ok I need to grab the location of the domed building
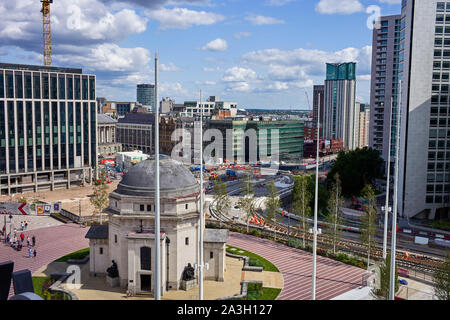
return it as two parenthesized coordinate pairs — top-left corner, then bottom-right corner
(86, 157), (228, 296)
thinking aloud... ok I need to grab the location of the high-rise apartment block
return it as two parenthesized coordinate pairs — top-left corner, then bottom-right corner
(398, 0), (450, 219)
(369, 14), (402, 174)
(137, 84), (155, 112)
(323, 62), (358, 150)
(0, 63), (97, 195)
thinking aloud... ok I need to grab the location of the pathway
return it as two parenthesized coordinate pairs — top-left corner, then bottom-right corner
(228, 232), (368, 300)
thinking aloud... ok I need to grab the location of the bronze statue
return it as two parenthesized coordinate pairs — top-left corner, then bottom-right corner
(182, 263), (195, 281)
(107, 260), (119, 278)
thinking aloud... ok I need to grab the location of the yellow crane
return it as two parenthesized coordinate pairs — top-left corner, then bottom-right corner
(41, 0), (53, 66)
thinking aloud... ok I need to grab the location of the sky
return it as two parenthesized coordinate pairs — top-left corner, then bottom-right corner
(0, 0), (402, 109)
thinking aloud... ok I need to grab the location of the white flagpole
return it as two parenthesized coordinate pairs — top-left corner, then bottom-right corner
(199, 89), (204, 300)
(389, 80), (402, 300)
(312, 94), (320, 300)
(154, 52), (161, 300)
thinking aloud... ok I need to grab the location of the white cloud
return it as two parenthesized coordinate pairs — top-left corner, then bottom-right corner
(246, 15), (285, 25)
(160, 62), (181, 72)
(202, 38), (228, 52)
(315, 0), (364, 15)
(222, 67), (257, 82)
(145, 7), (225, 30)
(378, 0), (401, 4)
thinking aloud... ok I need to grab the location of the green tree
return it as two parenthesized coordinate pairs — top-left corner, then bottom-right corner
(377, 252), (399, 300)
(292, 174), (312, 248)
(360, 184), (378, 269)
(433, 253), (450, 300)
(328, 147), (384, 197)
(265, 181), (281, 241)
(325, 173), (345, 255)
(238, 172), (256, 233)
(213, 179), (231, 216)
(305, 174), (329, 214)
(90, 173), (109, 225)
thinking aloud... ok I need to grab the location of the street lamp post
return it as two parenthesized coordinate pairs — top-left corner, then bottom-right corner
(154, 52), (161, 300)
(198, 89), (205, 300)
(311, 94), (320, 300)
(383, 97), (394, 259)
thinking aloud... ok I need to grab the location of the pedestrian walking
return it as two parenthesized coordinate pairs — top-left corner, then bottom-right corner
(32, 235), (35, 247)
(33, 249), (37, 258)
(24, 221), (28, 230)
(27, 236), (30, 247)
(20, 222), (24, 231)
(20, 232), (24, 242)
(28, 248), (33, 258)
(13, 229), (17, 238)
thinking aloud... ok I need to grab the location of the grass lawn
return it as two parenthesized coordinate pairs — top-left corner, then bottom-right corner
(32, 276), (50, 299)
(55, 248), (89, 262)
(226, 245), (279, 273)
(241, 283), (281, 300)
(430, 220), (450, 231)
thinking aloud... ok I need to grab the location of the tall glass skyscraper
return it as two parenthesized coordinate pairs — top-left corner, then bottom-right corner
(137, 84), (155, 112)
(323, 62), (358, 150)
(0, 63), (97, 195)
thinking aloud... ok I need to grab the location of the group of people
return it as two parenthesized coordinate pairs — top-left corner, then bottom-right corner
(4, 228), (37, 258)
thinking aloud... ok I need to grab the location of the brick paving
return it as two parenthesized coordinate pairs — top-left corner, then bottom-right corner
(228, 232), (368, 300)
(0, 223), (89, 297)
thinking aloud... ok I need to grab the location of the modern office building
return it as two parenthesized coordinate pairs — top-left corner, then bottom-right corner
(323, 62), (358, 150)
(313, 85), (325, 138)
(207, 119), (305, 163)
(0, 63), (97, 195)
(181, 96), (237, 118)
(117, 112), (154, 154)
(369, 14), (402, 174)
(398, 0), (450, 220)
(137, 84), (155, 112)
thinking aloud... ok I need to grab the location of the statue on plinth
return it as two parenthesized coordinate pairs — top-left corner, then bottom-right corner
(107, 260), (119, 278)
(182, 263), (195, 281)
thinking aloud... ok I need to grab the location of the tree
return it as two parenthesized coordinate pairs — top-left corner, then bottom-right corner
(433, 253), (450, 300)
(90, 173), (109, 225)
(360, 184), (378, 269)
(328, 147), (384, 197)
(377, 252), (399, 300)
(213, 179), (231, 216)
(265, 181), (281, 241)
(238, 172), (256, 233)
(325, 173), (345, 255)
(292, 174), (312, 248)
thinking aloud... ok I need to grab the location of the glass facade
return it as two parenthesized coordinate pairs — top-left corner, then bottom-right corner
(326, 63), (356, 81)
(0, 65), (96, 194)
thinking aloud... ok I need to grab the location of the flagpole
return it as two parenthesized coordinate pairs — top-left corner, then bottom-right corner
(199, 89), (204, 300)
(312, 94), (320, 300)
(389, 80), (402, 300)
(154, 52), (161, 300)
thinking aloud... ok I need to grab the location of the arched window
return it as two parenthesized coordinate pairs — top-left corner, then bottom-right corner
(140, 247), (151, 271)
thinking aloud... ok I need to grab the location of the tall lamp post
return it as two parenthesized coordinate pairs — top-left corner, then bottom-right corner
(154, 52), (161, 300)
(311, 94), (320, 300)
(389, 80), (402, 300)
(198, 89), (205, 300)
(382, 98), (394, 259)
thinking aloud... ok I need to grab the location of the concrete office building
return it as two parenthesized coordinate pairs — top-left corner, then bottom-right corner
(323, 62), (358, 150)
(97, 114), (122, 159)
(0, 63), (97, 195)
(117, 113), (154, 154)
(358, 103), (370, 148)
(137, 84), (155, 112)
(369, 14), (402, 174)
(181, 96), (237, 118)
(398, 0), (450, 220)
(313, 85), (325, 138)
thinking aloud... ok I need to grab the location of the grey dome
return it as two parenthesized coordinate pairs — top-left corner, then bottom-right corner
(116, 158), (199, 197)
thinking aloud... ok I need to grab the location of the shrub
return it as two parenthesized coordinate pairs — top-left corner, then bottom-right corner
(250, 229), (261, 237)
(288, 238), (301, 248)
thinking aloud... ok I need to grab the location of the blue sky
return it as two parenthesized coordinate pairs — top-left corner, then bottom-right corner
(0, 0), (401, 109)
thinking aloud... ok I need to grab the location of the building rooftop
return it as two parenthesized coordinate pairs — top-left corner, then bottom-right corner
(204, 229), (228, 243)
(97, 114), (117, 124)
(0, 63), (83, 74)
(85, 225), (109, 239)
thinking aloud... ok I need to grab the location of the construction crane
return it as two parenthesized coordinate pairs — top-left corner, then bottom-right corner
(304, 89), (313, 118)
(41, 0), (53, 66)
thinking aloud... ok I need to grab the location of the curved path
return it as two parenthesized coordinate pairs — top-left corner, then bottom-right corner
(228, 232), (368, 300)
